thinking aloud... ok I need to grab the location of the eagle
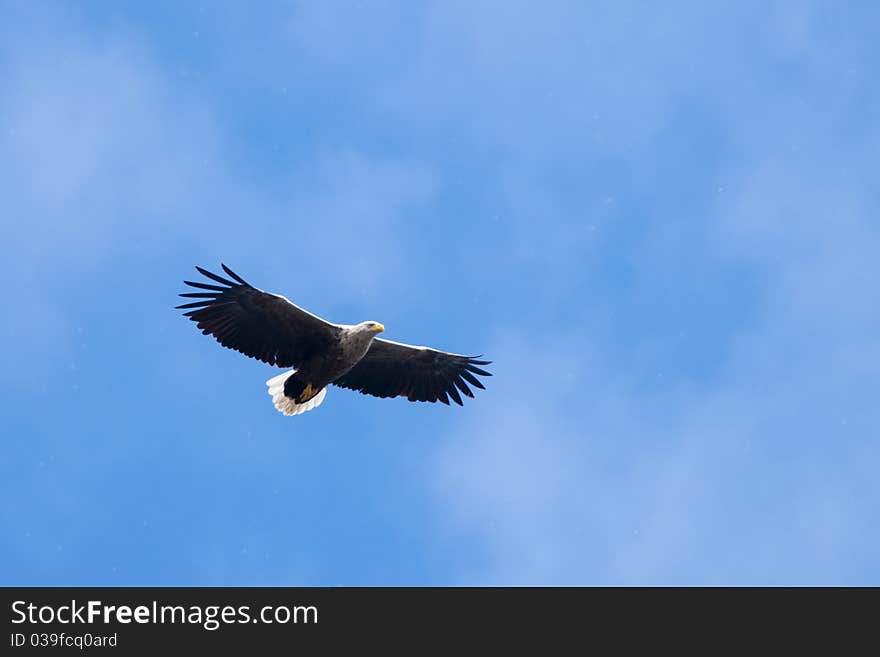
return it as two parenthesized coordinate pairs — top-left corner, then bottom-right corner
(176, 264), (492, 416)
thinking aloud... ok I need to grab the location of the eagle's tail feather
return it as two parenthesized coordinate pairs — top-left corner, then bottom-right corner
(266, 370), (327, 416)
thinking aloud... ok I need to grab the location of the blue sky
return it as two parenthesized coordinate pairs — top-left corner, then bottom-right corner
(1, 1), (878, 585)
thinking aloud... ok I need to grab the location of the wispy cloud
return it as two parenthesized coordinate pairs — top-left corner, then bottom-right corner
(426, 1), (880, 584)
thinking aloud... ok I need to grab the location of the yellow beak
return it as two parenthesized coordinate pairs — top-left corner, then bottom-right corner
(372, 323), (385, 333)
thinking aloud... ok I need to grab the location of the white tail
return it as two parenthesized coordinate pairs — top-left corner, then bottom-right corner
(265, 370), (328, 416)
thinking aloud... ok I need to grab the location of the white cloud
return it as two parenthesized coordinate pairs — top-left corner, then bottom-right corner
(436, 291), (878, 584)
(429, 3), (880, 584)
(0, 29), (223, 260)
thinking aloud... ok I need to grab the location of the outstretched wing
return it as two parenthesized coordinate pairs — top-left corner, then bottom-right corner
(333, 338), (492, 405)
(176, 264), (340, 368)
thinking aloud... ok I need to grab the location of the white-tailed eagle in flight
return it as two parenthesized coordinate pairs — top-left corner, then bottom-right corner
(176, 265), (492, 416)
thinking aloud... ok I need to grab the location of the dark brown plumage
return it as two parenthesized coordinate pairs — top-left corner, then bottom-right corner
(176, 264), (491, 415)
(333, 340), (491, 405)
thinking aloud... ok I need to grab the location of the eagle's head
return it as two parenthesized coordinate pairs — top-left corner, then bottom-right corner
(359, 321), (385, 335)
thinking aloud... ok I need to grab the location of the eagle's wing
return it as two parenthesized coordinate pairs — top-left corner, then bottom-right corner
(176, 264), (340, 368)
(332, 338), (492, 405)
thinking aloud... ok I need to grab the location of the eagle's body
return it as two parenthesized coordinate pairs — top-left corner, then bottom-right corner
(278, 323), (381, 404)
(176, 265), (492, 416)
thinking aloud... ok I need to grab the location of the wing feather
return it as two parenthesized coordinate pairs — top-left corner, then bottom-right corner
(333, 338), (491, 405)
(459, 369), (485, 389)
(176, 264), (340, 367)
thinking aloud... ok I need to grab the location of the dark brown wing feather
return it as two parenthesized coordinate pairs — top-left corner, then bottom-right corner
(176, 264), (340, 367)
(332, 338), (492, 405)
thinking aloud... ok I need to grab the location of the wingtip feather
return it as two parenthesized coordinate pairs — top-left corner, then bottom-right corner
(221, 263), (249, 286)
(195, 266), (236, 287)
